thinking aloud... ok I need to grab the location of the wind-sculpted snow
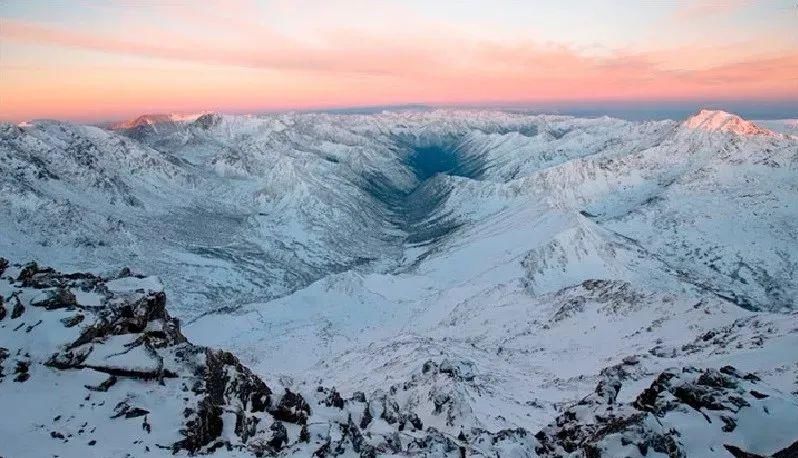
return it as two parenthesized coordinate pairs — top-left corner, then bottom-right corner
(1, 109), (798, 456)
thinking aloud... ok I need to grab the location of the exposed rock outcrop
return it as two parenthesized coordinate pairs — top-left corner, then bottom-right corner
(2, 260), (795, 457)
(535, 365), (798, 457)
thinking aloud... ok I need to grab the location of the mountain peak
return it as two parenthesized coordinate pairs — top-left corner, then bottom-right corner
(682, 109), (774, 136)
(111, 112), (211, 130)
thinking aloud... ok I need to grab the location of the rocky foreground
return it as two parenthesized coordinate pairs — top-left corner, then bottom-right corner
(1, 258), (796, 457)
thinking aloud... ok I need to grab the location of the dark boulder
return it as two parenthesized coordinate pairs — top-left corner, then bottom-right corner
(31, 287), (77, 310)
(268, 421), (288, 451)
(271, 388), (311, 424)
(11, 296), (25, 319)
(323, 388), (344, 409)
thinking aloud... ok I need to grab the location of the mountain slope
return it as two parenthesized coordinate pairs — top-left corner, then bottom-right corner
(1, 109), (797, 456)
(2, 260), (797, 457)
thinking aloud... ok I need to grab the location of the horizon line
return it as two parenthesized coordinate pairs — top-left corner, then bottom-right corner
(8, 98), (798, 125)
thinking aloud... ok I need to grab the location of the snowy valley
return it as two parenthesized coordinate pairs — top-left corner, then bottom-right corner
(1, 109), (797, 457)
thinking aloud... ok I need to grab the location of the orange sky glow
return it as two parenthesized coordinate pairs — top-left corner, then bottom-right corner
(1, 0), (796, 122)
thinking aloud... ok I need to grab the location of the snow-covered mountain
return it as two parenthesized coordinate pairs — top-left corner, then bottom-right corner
(110, 112), (211, 130)
(681, 109), (775, 136)
(1, 109), (797, 457)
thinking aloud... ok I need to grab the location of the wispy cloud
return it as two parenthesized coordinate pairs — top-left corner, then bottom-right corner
(0, 18), (423, 75)
(670, 0), (754, 20)
(0, 0), (795, 121)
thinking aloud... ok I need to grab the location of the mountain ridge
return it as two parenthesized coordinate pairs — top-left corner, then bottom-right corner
(1, 108), (796, 456)
(2, 259), (797, 457)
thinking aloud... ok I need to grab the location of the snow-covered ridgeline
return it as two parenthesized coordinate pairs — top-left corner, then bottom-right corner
(2, 259), (797, 457)
(1, 109), (797, 456)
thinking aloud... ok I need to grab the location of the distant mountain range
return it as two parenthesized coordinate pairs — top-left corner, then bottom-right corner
(1, 109), (796, 457)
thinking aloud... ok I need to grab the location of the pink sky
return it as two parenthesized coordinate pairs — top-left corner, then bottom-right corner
(1, 0), (796, 121)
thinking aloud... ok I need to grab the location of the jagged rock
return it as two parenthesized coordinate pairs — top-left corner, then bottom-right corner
(724, 444), (766, 458)
(0, 262), (286, 454)
(377, 431), (403, 454)
(312, 440), (331, 457)
(117, 267), (132, 278)
(45, 346), (92, 370)
(439, 359), (458, 377)
(60, 314), (85, 327)
(175, 398), (224, 454)
(432, 392), (451, 414)
(773, 440), (798, 458)
(3, 259), (795, 457)
(85, 375), (117, 392)
(299, 424), (310, 443)
(234, 408), (259, 444)
(0, 347), (8, 378)
(634, 372), (676, 412)
(111, 401), (149, 418)
(271, 388), (310, 424)
(17, 262), (40, 282)
(31, 287), (77, 310)
(697, 368), (737, 389)
(11, 295), (24, 319)
(0, 257), (8, 276)
(720, 415), (736, 432)
(594, 378), (622, 404)
(175, 348), (275, 453)
(348, 421), (366, 454)
(204, 348), (272, 413)
(536, 365), (791, 457)
(17, 262), (57, 288)
(65, 290), (186, 353)
(422, 359), (476, 382)
(399, 412), (423, 432)
(405, 428), (462, 456)
(322, 388), (344, 409)
(360, 402), (373, 429)
(268, 421), (288, 451)
(13, 360), (30, 382)
(671, 384), (727, 411)
(379, 395), (401, 424)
